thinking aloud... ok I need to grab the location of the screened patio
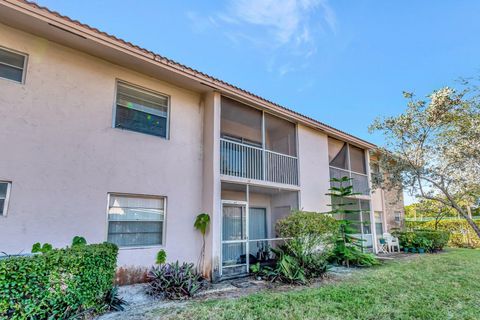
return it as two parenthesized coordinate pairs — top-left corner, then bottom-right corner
(220, 182), (299, 278)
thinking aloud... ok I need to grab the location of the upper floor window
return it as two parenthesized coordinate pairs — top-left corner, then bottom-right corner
(328, 137), (366, 174)
(107, 194), (166, 247)
(115, 82), (170, 138)
(0, 181), (12, 216)
(0, 47), (27, 83)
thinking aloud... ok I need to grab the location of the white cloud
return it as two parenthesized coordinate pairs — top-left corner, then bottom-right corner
(222, 0), (336, 47)
(187, 0), (337, 76)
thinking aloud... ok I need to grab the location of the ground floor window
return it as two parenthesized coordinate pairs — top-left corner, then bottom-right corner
(107, 194), (165, 247)
(374, 211), (384, 235)
(0, 181), (11, 216)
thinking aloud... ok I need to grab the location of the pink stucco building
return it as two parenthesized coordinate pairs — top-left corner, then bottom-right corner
(0, 0), (403, 280)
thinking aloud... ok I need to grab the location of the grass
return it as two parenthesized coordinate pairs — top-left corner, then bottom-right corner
(158, 249), (480, 320)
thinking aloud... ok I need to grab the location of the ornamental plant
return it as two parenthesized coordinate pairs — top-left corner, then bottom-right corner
(147, 261), (203, 300)
(276, 210), (338, 278)
(327, 177), (380, 267)
(194, 213), (210, 275)
(156, 249), (167, 264)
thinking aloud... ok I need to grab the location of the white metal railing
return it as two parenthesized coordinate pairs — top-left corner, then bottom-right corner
(220, 139), (298, 185)
(329, 166), (370, 195)
(265, 150), (298, 185)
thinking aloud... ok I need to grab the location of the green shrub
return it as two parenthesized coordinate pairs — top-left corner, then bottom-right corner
(72, 236), (87, 247)
(0, 242), (118, 319)
(271, 247), (306, 284)
(406, 219), (480, 248)
(147, 261), (203, 300)
(31, 242), (53, 253)
(156, 249), (167, 265)
(276, 211), (337, 276)
(393, 229), (450, 251)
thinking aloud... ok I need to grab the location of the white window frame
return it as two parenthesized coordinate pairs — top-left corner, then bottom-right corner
(105, 193), (167, 249)
(394, 211), (402, 223)
(112, 80), (171, 139)
(0, 181), (12, 217)
(0, 46), (28, 84)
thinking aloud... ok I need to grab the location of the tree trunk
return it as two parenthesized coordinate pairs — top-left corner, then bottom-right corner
(451, 202), (480, 239)
(439, 189), (480, 239)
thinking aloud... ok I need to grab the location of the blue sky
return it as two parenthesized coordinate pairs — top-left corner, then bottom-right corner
(36, 0), (480, 146)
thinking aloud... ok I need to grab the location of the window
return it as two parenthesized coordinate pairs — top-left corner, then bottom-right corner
(374, 211), (384, 235)
(107, 194), (165, 247)
(394, 211), (402, 223)
(0, 181), (11, 216)
(360, 200), (371, 234)
(114, 82), (169, 138)
(0, 47), (27, 83)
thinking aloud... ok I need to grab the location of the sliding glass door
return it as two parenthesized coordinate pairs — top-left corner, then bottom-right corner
(221, 203), (272, 277)
(222, 201), (248, 277)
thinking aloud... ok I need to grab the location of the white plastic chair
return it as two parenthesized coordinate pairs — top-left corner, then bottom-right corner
(383, 232), (400, 252)
(377, 238), (388, 254)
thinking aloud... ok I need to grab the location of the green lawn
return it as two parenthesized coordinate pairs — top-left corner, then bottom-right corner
(159, 249), (480, 320)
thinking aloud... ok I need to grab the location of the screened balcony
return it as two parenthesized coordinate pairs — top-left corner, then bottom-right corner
(328, 137), (370, 195)
(220, 97), (298, 186)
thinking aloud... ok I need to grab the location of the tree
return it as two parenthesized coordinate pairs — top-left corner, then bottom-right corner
(327, 177), (379, 267)
(370, 80), (480, 238)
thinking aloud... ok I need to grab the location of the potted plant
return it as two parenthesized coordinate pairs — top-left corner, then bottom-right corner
(418, 238), (432, 254)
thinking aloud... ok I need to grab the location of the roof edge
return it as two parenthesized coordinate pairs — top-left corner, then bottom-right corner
(3, 0), (376, 149)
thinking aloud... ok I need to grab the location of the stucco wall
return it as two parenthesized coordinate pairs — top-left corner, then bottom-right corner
(0, 23), (205, 267)
(297, 125), (331, 212)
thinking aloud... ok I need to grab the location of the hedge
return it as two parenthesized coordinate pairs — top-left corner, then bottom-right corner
(0, 242), (118, 319)
(393, 229), (450, 252)
(406, 219), (480, 248)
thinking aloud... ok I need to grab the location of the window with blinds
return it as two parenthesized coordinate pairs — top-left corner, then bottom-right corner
(115, 82), (170, 138)
(0, 47), (27, 83)
(0, 181), (11, 216)
(107, 194), (165, 247)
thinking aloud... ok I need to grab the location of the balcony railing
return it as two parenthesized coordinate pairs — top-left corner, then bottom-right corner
(220, 139), (299, 185)
(329, 166), (370, 195)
